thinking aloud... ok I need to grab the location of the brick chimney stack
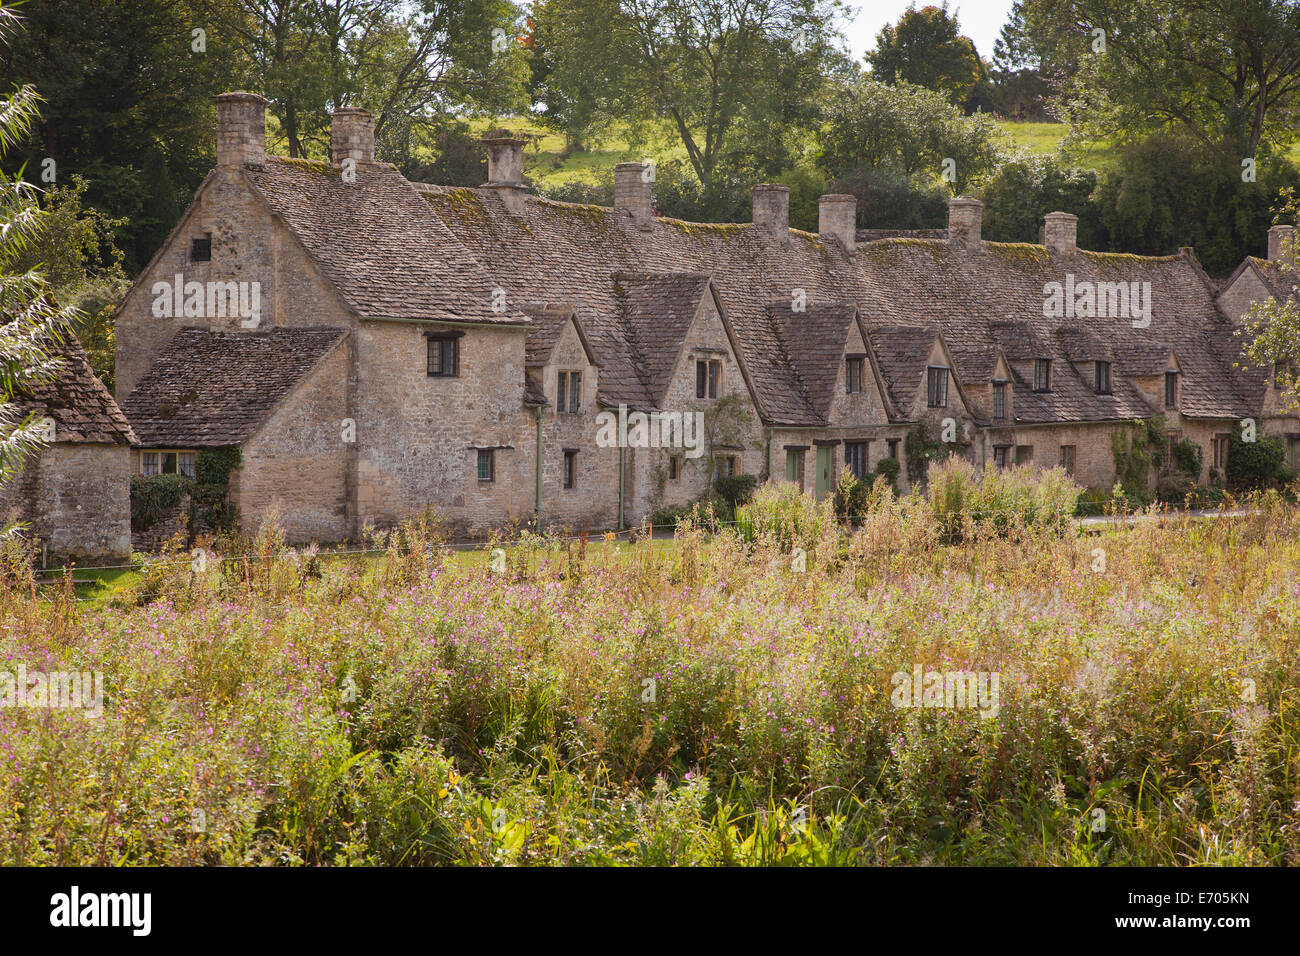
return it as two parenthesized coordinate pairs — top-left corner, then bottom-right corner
(331, 108), (375, 165)
(615, 162), (654, 231)
(818, 194), (856, 252)
(215, 92), (268, 168)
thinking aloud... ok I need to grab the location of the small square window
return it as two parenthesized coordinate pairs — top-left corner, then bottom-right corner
(191, 237), (211, 262)
(669, 456), (682, 480)
(178, 452), (197, 478)
(887, 438), (900, 459)
(563, 450), (577, 489)
(993, 445), (1010, 469)
(142, 451), (160, 476)
(476, 449), (494, 482)
(1059, 445), (1076, 474)
(427, 335), (459, 377)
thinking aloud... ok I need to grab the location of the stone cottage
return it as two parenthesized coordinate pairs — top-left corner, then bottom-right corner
(111, 91), (1284, 542)
(0, 334), (135, 563)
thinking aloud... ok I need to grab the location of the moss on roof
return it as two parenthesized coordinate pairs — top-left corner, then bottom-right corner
(279, 157), (342, 177)
(661, 218), (750, 242)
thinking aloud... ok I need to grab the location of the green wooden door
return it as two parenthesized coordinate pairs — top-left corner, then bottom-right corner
(815, 446), (832, 500)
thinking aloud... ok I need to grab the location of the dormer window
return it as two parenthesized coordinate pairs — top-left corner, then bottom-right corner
(1094, 360), (1111, 395)
(992, 380), (1008, 420)
(557, 370), (582, 413)
(191, 236), (211, 262)
(846, 356), (865, 394)
(1164, 370), (1178, 408)
(696, 359), (721, 399)
(1033, 359), (1051, 392)
(927, 366), (948, 407)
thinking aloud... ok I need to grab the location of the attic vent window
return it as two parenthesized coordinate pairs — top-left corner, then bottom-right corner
(191, 237), (211, 262)
(1165, 371), (1178, 408)
(927, 366), (948, 408)
(1033, 359), (1051, 392)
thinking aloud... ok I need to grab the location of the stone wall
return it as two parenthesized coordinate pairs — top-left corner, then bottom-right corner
(0, 443), (132, 565)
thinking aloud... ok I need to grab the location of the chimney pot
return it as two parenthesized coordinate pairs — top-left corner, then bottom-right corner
(615, 162), (654, 231)
(753, 184), (790, 240)
(214, 92), (268, 168)
(1043, 210), (1078, 256)
(948, 196), (983, 252)
(818, 194), (856, 251)
(331, 107), (375, 165)
(1269, 224), (1295, 262)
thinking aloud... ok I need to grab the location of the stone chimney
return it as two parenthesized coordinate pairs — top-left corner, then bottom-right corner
(1268, 224), (1295, 262)
(482, 135), (525, 187)
(615, 162), (653, 231)
(818, 194), (856, 252)
(215, 92), (268, 167)
(331, 107), (375, 165)
(1043, 211), (1078, 256)
(752, 184), (790, 240)
(948, 196), (983, 252)
(480, 134), (528, 213)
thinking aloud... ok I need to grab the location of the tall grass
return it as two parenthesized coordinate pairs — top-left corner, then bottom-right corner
(1, 480), (1298, 865)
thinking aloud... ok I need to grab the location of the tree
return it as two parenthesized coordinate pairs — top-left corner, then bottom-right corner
(817, 79), (1006, 194)
(0, 0), (229, 271)
(534, 0), (852, 191)
(866, 3), (982, 107)
(1020, 0), (1300, 155)
(0, 4), (79, 489)
(981, 156), (1098, 243)
(203, 0), (529, 168)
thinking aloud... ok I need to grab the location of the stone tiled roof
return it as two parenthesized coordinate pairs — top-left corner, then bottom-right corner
(768, 302), (859, 420)
(406, 183), (1254, 426)
(866, 325), (939, 415)
(518, 301), (600, 369)
(12, 335), (135, 445)
(613, 272), (712, 409)
(122, 327), (346, 447)
(244, 159), (530, 326)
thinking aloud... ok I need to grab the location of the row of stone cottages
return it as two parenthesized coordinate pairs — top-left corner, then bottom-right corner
(3, 92), (1297, 561)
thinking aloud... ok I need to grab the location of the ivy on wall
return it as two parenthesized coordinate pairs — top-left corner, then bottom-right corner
(129, 447), (243, 536)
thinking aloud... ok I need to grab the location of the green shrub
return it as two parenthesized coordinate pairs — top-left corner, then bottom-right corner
(1227, 434), (1288, 492)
